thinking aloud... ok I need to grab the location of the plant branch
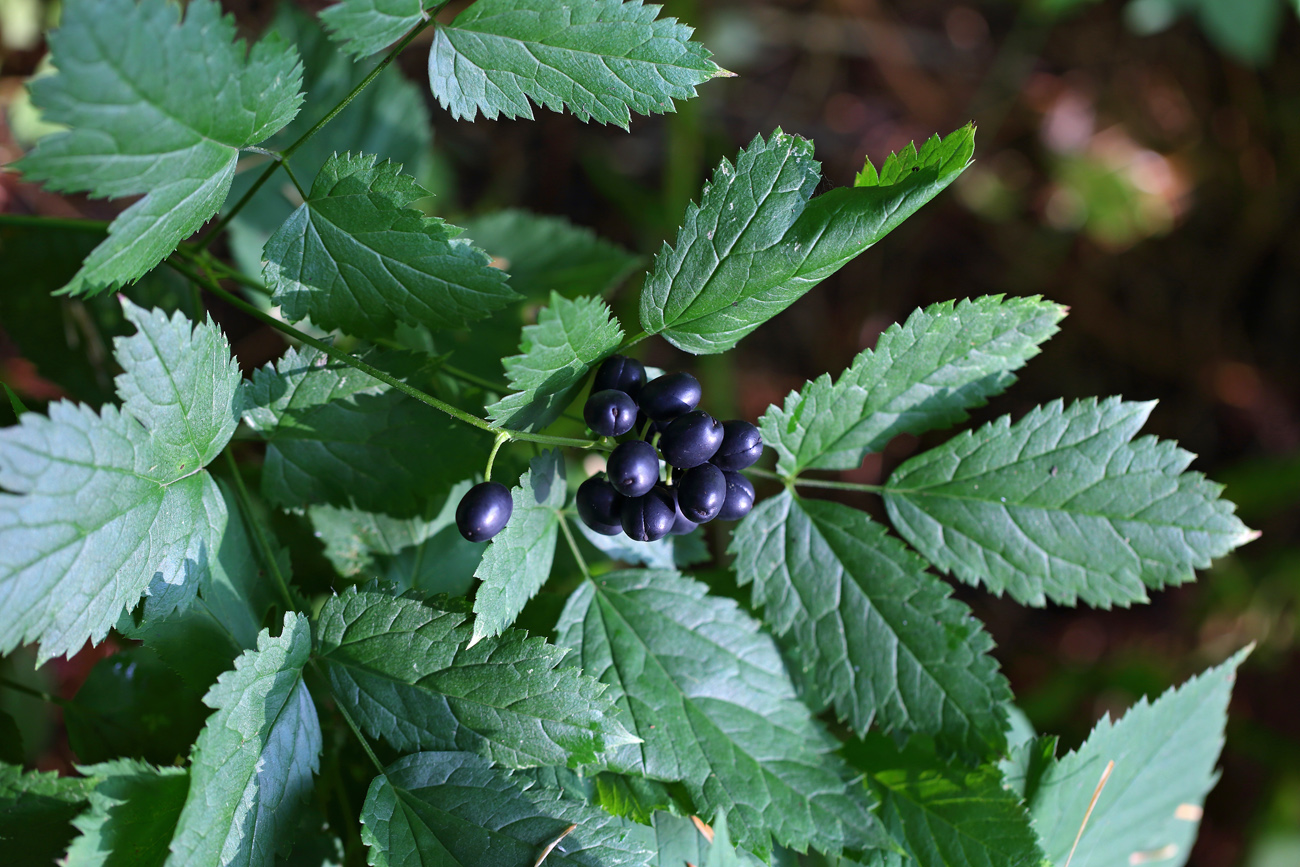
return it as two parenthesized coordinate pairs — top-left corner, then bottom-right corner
(0, 676), (65, 706)
(312, 661), (387, 777)
(558, 514), (591, 581)
(0, 213), (109, 232)
(746, 466), (886, 494)
(223, 450), (296, 612)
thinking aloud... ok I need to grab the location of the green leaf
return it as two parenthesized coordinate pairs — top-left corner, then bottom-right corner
(15, 0), (302, 294)
(320, 0), (438, 58)
(592, 776), (686, 827)
(166, 612), (321, 867)
(763, 296), (1065, 477)
(487, 293), (624, 432)
(0, 712), (21, 765)
(1028, 647), (1249, 867)
(640, 126), (974, 355)
(64, 759), (188, 867)
(555, 570), (882, 859)
(241, 346), (488, 517)
(263, 152), (516, 341)
(360, 751), (653, 866)
(0, 302), (243, 661)
(0, 764), (97, 864)
(316, 588), (636, 769)
(621, 812), (763, 867)
(883, 397), (1258, 608)
(729, 492), (1011, 759)
(427, 0), (721, 128)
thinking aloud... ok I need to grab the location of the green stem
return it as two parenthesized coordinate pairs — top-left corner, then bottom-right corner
(484, 431), (508, 482)
(0, 214), (109, 232)
(0, 676), (64, 706)
(746, 466), (886, 494)
(619, 330), (649, 352)
(223, 451), (296, 611)
(558, 514), (591, 581)
(281, 161), (309, 202)
(313, 661), (387, 777)
(439, 363), (508, 394)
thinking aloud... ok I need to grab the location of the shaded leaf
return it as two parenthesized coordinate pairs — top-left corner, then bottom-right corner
(0, 764), (97, 865)
(321, 0), (438, 58)
(64, 759), (188, 867)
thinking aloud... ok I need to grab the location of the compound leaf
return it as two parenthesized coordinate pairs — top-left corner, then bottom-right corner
(360, 751), (652, 866)
(730, 492), (1010, 760)
(0, 302), (242, 661)
(264, 152), (516, 341)
(427, 0), (721, 128)
(15, 0), (302, 294)
(471, 450), (567, 644)
(0, 764), (97, 865)
(166, 612), (320, 867)
(884, 397), (1258, 608)
(487, 293), (624, 432)
(316, 588), (636, 769)
(321, 0), (439, 58)
(555, 570), (882, 859)
(764, 296), (1065, 477)
(1028, 648), (1249, 867)
(64, 759), (188, 867)
(641, 126), (973, 355)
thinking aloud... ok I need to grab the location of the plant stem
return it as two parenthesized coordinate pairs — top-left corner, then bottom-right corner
(745, 466), (886, 494)
(440, 363), (507, 394)
(0, 213), (109, 232)
(281, 161), (309, 202)
(313, 661), (387, 777)
(620, 330), (649, 352)
(558, 514), (591, 581)
(223, 451), (297, 611)
(484, 431), (508, 482)
(0, 676), (65, 706)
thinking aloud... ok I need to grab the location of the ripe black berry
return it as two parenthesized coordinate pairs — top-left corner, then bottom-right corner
(584, 389), (638, 437)
(676, 463), (726, 523)
(669, 490), (699, 536)
(621, 486), (676, 542)
(711, 420), (763, 472)
(659, 410), (724, 469)
(606, 440), (660, 498)
(576, 476), (624, 536)
(455, 482), (513, 542)
(592, 355), (647, 396)
(716, 471), (755, 521)
(637, 372), (702, 422)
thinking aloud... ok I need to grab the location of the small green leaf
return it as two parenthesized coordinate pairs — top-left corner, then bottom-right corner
(316, 588), (636, 769)
(487, 293), (624, 432)
(264, 152), (516, 341)
(320, 0), (439, 58)
(427, 0), (721, 128)
(64, 759), (188, 867)
(15, 0), (302, 294)
(2, 386), (27, 418)
(884, 397), (1258, 607)
(0, 764), (97, 864)
(763, 296), (1065, 477)
(471, 450), (567, 644)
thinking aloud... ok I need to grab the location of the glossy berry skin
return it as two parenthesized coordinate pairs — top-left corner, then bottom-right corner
(717, 471), (755, 521)
(637, 372), (702, 422)
(606, 440), (661, 498)
(659, 410), (724, 469)
(711, 420), (764, 472)
(584, 389), (638, 437)
(669, 491), (699, 536)
(676, 463), (726, 523)
(592, 355), (647, 396)
(621, 486), (676, 542)
(455, 482), (513, 542)
(576, 476), (624, 536)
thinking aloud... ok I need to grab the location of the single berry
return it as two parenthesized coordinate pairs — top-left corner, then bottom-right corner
(577, 476), (624, 536)
(669, 489), (699, 536)
(621, 486), (676, 542)
(659, 410), (724, 469)
(637, 371), (702, 422)
(592, 355), (647, 396)
(455, 482), (513, 542)
(711, 420), (764, 472)
(606, 440), (661, 498)
(676, 463), (726, 523)
(717, 471), (755, 521)
(584, 389), (638, 437)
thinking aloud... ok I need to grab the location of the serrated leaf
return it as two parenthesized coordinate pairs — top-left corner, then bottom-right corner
(487, 293), (624, 432)
(1028, 648), (1249, 867)
(241, 346), (488, 517)
(263, 152), (516, 341)
(0, 302), (242, 661)
(729, 492), (1010, 759)
(316, 588), (636, 769)
(15, 0), (302, 294)
(427, 0), (720, 128)
(764, 296), (1065, 477)
(360, 751), (653, 866)
(884, 397), (1258, 608)
(640, 126), (974, 355)
(166, 612), (321, 867)
(64, 759), (188, 867)
(470, 450), (567, 643)
(0, 764), (97, 864)
(622, 812), (763, 867)
(320, 0), (438, 58)
(555, 570), (882, 859)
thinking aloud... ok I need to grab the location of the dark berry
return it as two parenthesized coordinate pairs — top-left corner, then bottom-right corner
(711, 420), (764, 472)
(637, 372), (702, 422)
(577, 476), (624, 536)
(621, 486), (676, 542)
(584, 389), (638, 437)
(716, 471), (755, 521)
(455, 482), (513, 542)
(676, 463), (726, 523)
(659, 410), (724, 469)
(592, 355), (647, 396)
(669, 490), (699, 536)
(606, 440), (660, 498)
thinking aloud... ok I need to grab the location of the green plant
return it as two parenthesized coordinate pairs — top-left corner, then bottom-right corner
(0, 1), (1257, 865)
